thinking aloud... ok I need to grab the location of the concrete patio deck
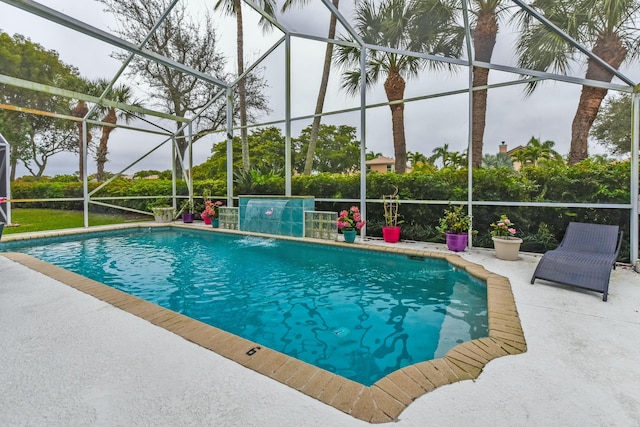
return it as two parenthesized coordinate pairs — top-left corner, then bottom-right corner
(1, 231), (639, 426)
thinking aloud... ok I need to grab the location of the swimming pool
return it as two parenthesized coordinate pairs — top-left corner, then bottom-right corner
(1, 224), (526, 422)
(3, 226), (487, 386)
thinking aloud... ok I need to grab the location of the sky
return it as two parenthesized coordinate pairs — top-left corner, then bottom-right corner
(1, 0), (639, 178)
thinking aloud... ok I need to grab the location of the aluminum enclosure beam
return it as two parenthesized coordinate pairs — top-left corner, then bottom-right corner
(0, 74), (187, 122)
(0, 0), (229, 89)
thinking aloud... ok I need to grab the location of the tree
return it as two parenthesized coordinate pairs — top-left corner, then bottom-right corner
(194, 124), (361, 179)
(0, 32), (82, 180)
(214, 0), (276, 173)
(410, 160), (437, 173)
(481, 152), (514, 169)
(335, 0), (463, 174)
(198, 127), (287, 180)
(282, 0), (341, 175)
(99, 0), (270, 177)
(292, 124), (361, 173)
(510, 149), (530, 167)
(0, 111), (30, 180)
(448, 150), (468, 169)
(20, 119), (77, 178)
(70, 77), (94, 182)
(591, 93), (634, 155)
(513, 136), (563, 166)
(429, 143), (452, 168)
(467, 0), (510, 167)
(513, 0), (640, 165)
(92, 79), (144, 181)
(366, 150), (384, 160)
(407, 151), (429, 166)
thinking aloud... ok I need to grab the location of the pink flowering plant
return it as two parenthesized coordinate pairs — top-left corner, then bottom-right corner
(490, 214), (517, 238)
(336, 206), (366, 232)
(201, 200), (223, 219)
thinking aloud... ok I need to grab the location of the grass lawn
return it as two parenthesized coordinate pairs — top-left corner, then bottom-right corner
(1, 209), (151, 235)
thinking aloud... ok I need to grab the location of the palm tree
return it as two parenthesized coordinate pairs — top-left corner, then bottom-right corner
(510, 149), (531, 168)
(407, 150), (429, 166)
(411, 160), (438, 173)
(92, 80), (144, 181)
(467, 0), (510, 168)
(520, 136), (563, 166)
(366, 150), (384, 160)
(448, 150), (468, 169)
(429, 143), (452, 168)
(335, 0), (463, 174)
(71, 77), (94, 181)
(282, 0), (340, 175)
(513, 0), (640, 165)
(214, 0), (276, 173)
(481, 152), (514, 169)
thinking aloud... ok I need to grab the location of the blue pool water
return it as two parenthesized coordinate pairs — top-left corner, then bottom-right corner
(3, 228), (488, 386)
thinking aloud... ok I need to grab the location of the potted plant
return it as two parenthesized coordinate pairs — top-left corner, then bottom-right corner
(490, 214), (523, 260)
(336, 206), (366, 243)
(382, 187), (403, 243)
(148, 198), (175, 223)
(436, 205), (473, 252)
(200, 189), (212, 224)
(178, 199), (195, 223)
(201, 200), (223, 227)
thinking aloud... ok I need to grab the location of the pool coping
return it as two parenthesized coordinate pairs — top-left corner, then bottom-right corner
(1, 223), (527, 423)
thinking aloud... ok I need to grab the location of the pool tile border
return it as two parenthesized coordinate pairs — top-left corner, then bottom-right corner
(2, 224), (526, 423)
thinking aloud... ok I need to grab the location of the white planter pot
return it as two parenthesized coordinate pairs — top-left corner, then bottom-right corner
(492, 236), (523, 261)
(152, 207), (175, 223)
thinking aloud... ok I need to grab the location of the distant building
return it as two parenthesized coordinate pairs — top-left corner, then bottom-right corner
(365, 156), (414, 173)
(366, 156), (395, 173)
(499, 142), (525, 171)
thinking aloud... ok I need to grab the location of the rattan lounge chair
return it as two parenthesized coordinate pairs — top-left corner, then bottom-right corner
(530, 222), (622, 301)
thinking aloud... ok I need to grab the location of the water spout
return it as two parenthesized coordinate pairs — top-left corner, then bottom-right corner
(265, 208), (274, 216)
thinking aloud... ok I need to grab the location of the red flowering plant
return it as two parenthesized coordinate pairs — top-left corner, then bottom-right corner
(490, 214), (518, 239)
(201, 200), (223, 219)
(336, 206), (366, 232)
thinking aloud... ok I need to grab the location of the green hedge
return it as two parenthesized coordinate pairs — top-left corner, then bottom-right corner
(9, 162), (634, 260)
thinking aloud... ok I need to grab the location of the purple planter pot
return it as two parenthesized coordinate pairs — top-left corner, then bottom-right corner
(445, 232), (468, 252)
(182, 213), (195, 223)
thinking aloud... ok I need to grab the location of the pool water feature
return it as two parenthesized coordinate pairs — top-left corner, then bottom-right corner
(242, 199), (289, 235)
(3, 227), (488, 386)
(239, 196), (315, 237)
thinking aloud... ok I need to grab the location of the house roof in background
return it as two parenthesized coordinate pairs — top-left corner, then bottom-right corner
(365, 156), (395, 165)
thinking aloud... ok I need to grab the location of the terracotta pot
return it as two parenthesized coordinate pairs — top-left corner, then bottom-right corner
(445, 232), (468, 252)
(492, 236), (523, 261)
(382, 226), (401, 243)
